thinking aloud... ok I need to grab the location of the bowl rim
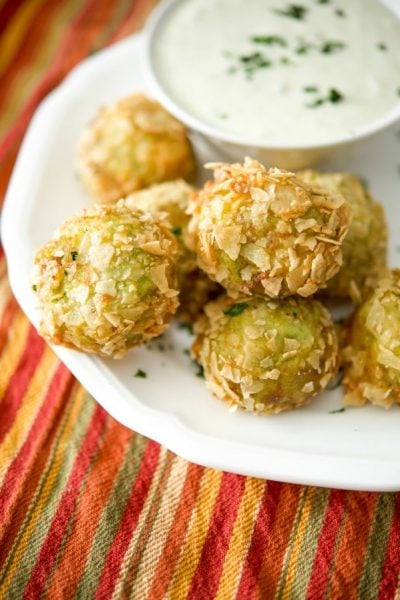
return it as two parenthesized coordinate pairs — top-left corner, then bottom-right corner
(143, 0), (400, 151)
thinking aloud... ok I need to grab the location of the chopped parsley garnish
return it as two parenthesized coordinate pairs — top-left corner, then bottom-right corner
(134, 369), (147, 378)
(171, 226), (182, 236)
(321, 40), (346, 54)
(303, 85), (319, 93)
(178, 322), (194, 335)
(317, 0), (330, 3)
(274, 4), (307, 20)
(329, 407), (346, 414)
(240, 52), (271, 73)
(295, 41), (313, 55)
(223, 303), (248, 317)
(306, 88), (344, 108)
(251, 35), (287, 47)
(71, 251), (78, 261)
(328, 88), (344, 103)
(327, 368), (345, 390)
(377, 42), (387, 51)
(335, 8), (346, 17)
(194, 362), (205, 378)
(32, 284), (37, 292)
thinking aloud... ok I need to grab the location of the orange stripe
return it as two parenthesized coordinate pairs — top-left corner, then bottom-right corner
(255, 484), (304, 598)
(45, 417), (133, 596)
(147, 462), (204, 599)
(327, 492), (378, 600)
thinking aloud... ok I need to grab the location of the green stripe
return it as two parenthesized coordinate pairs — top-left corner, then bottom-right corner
(4, 388), (95, 599)
(121, 449), (175, 597)
(285, 488), (331, 600)
(74, 433), (148, 599)
(274, 486), (309, 600)
(357, 493), (397, 599)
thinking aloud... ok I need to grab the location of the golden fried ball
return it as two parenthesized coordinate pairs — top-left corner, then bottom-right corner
(125, 180), (197, 278)
(188, 158), (350, 299)
(31, 201), (179, 358)
(343, 270), (400, 408)
(192, 294), (338, 415)
(76, 94), (196, 204)
(177, 269), (222, 324)
(298, 170), (387, 303)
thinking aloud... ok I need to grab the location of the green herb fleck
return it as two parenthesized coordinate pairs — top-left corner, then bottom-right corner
(327, 368), (345, 390)
(32, 284), (37, 292)
(223, 303), (248, 317)
(377, 42), (387, 51)
(178, 322), (194, 335)
(171, 226), (182, 236)
(328, 88), (344, 103)
(183, 348), (190, 356)
(317, 0), (330, 3)
(71, 251), (78, 261)
(335, 8), (346, 17)
(295, 41), (312, 55)
(251, 35), (287, 47)
(329, 407), (346, 414)
(304, 85), (318, 93)
(64, 270), (68, 276)
(321, 40), (346, 54)
(275, 4), (307, 20)
(194, 362), (204, 378)
(307, 98), (325, 108)
(280, 56), (292, 65)
(134, 369), (147, 378)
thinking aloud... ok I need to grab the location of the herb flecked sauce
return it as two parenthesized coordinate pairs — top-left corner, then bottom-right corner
(153, 0), (400, 144)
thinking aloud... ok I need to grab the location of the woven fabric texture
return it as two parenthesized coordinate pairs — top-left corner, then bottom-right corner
(0, 1), (400, 598)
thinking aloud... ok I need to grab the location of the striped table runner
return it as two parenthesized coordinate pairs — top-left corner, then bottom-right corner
(1, 1), (400, 598)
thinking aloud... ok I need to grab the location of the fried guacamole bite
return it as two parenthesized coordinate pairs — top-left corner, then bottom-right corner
(192, 294), (338, 415)
(125, 180), (197, 279)
(298, 170), (387, 303)
(188, 158), (350, 299)
(76, 94), (196, 204)
(31, 201), (179, 358)
(343, 270), (400, 408)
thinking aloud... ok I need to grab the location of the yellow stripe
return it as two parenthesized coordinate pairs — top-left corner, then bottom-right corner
(0, 0), (83, 136)
(0, 311), (30, 398)
(215, 478), (266, 600)
(0, 385), (87, 594)
(167, 468), (223, 598)
(0, 347), (59, 480)
(278, 487), (317, 597)
(0, 0), (45, 74)
(113, 455), (188, 600)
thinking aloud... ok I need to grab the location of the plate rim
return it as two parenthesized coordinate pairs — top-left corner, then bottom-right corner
(3, 31), (400, 491)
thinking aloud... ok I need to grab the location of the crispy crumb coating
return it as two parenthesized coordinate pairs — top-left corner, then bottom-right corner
(298, 170), (387, 303)
(343, 270), (400, 408)
(188, 158), (350, 299)
(192, 294), (338, 415)
(76, 94), (196, 204)
(31, 201), (179, 358)
(125, 180), (197, 278)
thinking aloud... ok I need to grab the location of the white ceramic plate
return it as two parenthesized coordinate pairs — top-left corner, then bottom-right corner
(3, 33), (400, 491)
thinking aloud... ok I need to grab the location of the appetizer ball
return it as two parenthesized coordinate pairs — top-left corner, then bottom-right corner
(31, 201), (179, 358)
(343, 270), (400, 408)
(188, 158), (350, 298)
(76, 94), (196, 204)
(125, 180), (197, 278)
(192, 294), (338, 415)
(177, 268), (222, 324)
(298, 170), (387, 303)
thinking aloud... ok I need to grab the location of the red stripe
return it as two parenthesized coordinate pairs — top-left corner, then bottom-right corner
(23, 404), (107, 599)
(0, 363), (72, 523)
(0, 297), (19, 356)
(377, 492), (400, 599)
(94, 440), (161, 600)
(0, 326), (45, 444)
(236, 481), (283, 599)
(305, 489), (347, 600)
(0, 0), (26, 37)
(187, 472), (246, 600)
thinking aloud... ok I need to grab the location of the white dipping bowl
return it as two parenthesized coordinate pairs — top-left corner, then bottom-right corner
(143, 0), (400, 170)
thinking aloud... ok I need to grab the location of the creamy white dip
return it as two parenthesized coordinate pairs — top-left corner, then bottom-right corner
(153, 0), (400, 144)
